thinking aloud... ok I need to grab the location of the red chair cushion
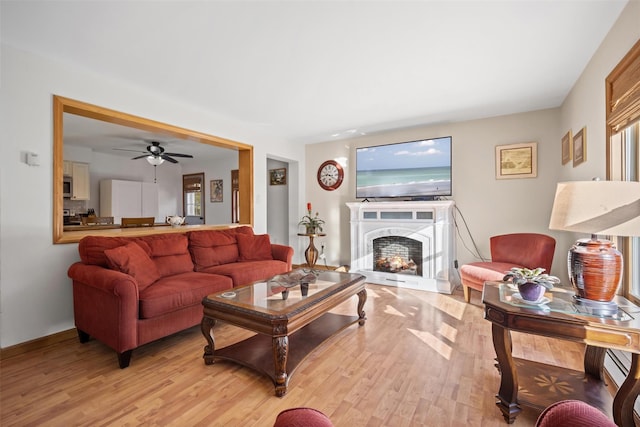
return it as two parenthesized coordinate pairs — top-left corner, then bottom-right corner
(460, 262), (522, 290)
(536, 400), (615, 427)
(273, 407), (334, 427)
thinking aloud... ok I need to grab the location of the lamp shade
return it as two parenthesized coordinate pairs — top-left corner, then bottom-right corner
(549, 181), (640, 237)
(146, 156), (164, 166)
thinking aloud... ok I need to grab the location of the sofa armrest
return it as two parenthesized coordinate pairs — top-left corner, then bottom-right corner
(271, 244), (294, 269)
(67, 262), (139, 353)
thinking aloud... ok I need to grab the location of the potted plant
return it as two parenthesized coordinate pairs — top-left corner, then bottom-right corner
(503, 267), (560, 302)
(298, 203), (325, 234)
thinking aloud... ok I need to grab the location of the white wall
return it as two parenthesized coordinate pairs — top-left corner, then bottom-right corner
(556, 0), (640, 272)
(303, 0), (640, 288)
(305, 109), (565, 280)
(0, 43), (304, 348)
(266, 158), (290, 247)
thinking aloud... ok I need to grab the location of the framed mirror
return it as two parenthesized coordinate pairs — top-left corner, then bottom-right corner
(53, 96), (254, 243)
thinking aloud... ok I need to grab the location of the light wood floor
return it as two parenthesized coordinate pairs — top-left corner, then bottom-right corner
(1, 284), (590, 427)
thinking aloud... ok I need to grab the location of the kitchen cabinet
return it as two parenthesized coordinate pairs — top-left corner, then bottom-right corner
(70, 162), (90, 200)
(100, 179), (158, 224)
(63, 160), (73, 176)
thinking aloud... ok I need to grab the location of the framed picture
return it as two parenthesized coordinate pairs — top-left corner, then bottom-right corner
(561, 130), (572, 165)
(573, 127), (586, 167)
(210, 179), (223, 202)
(269, 168), (287, 185)
(495, 142), (538, 179)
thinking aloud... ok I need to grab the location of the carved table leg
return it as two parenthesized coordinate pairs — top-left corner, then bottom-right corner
(584, 345), (606, 381)
(273, 335), (289, 397)
(613, 352), (640, 427)
(357, 289), (367, 325)
(201, 316), (217, 365)
(492, 323), (520, 423)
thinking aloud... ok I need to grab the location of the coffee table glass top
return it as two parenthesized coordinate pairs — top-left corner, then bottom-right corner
(494, 282), (634, 321)
(208, 270), (361, 315)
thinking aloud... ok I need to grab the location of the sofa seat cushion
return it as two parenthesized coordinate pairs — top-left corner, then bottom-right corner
(138, 272), (232, 319)
(200, 260), (289, 287)
(459, 261), (522, 289)
(104, 242), (161, 290)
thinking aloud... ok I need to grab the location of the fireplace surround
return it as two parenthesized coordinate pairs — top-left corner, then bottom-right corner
(347, 201), (456, 293)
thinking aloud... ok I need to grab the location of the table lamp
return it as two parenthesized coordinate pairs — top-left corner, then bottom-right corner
(549, 180), (640, 316)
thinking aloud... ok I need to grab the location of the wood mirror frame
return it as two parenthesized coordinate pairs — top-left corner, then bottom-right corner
(182, 172), (205, 223)
(53, 95), (254, 244)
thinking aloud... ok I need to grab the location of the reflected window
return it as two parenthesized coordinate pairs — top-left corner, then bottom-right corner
(183, 173), (204, 222)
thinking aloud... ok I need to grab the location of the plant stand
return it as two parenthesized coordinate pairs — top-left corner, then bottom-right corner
(297, 233), (326, 269)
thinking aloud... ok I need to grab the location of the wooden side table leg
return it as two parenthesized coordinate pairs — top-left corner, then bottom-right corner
(357, 289), (367, 325)
(201, 316), (217, 365)
(273, 335), (289, 397)
(492, 323), (520, 423)
(613, 352), (640, 427)
(584, 345), (606, 380)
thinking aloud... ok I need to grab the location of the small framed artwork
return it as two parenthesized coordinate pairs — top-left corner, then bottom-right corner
(561, 130), (572, 165)
(573, 127), (586, 167)
(495, 142), (538, 180)
(269, 168), (287, 185)
(210, 179), (223, 202)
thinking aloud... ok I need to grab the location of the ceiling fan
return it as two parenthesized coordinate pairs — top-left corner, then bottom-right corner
(115, 141), (194, 164)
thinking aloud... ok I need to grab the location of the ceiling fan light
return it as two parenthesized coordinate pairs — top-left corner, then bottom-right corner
(146, 156), (164, 166)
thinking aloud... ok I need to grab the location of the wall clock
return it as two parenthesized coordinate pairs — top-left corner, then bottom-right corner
(317, 160), (344, 191)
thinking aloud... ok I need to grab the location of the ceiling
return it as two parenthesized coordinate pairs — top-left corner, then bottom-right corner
(62, 113), (228, 160)
(2, 1), (629, 147)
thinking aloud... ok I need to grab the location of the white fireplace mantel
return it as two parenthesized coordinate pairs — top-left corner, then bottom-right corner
(347, 201), (456, 293)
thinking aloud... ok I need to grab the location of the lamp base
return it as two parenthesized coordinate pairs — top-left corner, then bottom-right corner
(569, 238), (622, 302)
(573, 296), (619, 317)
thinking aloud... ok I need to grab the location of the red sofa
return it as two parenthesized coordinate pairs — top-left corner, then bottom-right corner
(68, 226), (293, 368)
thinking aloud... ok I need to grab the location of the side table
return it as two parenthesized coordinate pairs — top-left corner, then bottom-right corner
(483, 281), (640, 426)
(297, 233), (326, 269)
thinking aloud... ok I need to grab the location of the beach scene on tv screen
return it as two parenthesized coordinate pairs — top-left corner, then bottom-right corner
(356, 137), (452, 198)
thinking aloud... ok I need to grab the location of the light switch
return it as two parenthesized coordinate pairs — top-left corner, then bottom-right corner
(27, 152), (40, 166)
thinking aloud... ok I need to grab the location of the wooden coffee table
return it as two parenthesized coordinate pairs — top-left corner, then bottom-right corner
(200, 270), (367, 397)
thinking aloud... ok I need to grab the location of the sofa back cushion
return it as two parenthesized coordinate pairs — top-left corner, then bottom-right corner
(237, 233), (274, 261)
(189, 227), (255, 271)
(104, 242), (161, 290)
(78, 234), (194, 278)
(136, 233), (194, 277)
(79, 236), (132, 267)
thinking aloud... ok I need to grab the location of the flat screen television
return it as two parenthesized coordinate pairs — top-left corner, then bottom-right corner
(355, 136), (452, 199)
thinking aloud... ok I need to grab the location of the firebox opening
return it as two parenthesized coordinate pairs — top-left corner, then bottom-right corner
(373, 236), (423, 276)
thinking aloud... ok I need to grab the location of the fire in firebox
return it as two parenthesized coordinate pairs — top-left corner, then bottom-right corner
(375, 255), (418, 275)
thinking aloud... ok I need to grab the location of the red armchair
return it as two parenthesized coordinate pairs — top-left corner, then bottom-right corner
(459, 233), (556, 303)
